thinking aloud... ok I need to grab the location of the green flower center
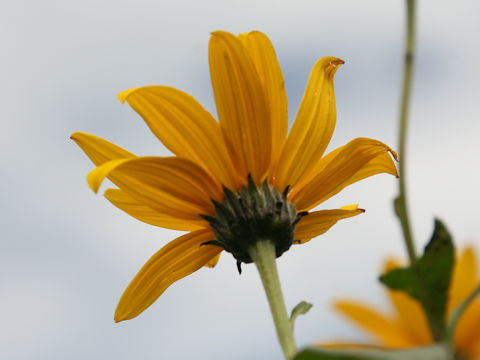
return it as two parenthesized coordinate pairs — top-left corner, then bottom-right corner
(201, 175), (308, 273)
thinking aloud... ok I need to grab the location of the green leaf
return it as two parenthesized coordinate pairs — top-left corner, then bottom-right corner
(294, 345), (451, 360)
(379, 219), (454, 339)
(290, 301), (313, 330)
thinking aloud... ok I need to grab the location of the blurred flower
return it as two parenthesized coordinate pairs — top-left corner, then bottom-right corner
(71, 30), (397, 322)
(333, 247), (480, 359)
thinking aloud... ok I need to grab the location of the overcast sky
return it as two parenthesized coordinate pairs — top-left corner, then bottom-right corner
(2, 1), (480, 359)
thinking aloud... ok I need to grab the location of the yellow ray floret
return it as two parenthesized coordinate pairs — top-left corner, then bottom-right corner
(114, 229), (222, 322)
(118, 86), (239, 190)
(104, 189), (203, 232)
(273, 57), (343, 190)
(209, 31), (272, 182)
(294, 205), (365, 244)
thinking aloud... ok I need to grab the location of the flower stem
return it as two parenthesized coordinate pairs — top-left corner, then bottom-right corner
(395, 0), (417, 264)
(249, 240), (297, 360)
(396, 1), (447, 344)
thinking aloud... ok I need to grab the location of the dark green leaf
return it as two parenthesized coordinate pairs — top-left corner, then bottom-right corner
(378, 267), (418, 298)
(379, 219), (454, 339)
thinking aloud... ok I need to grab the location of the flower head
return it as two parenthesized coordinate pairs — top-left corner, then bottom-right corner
(332, 247), (480, 359)
(71, 31), (398, 322)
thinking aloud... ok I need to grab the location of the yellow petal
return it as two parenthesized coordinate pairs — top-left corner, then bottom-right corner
(104, 189), (205, 231)
(88, 156), (222, 220)
(238, 31), (288, 165)
(384, 259), (405, 272)
(273, 57), (343, 191)
(334, 300), (415, 348)
(118, 86), (239, 189)
(455, 298), (480, 357)
(114, 229), (222, 322)
(381, 260), (433, 345)
(462, 327), (480, 359)
(449, 248), (480, 356)
(449, 247), (478, 312)
(87, 158), (130, 193)
(304, 144), (399, 189)
(291, 138), (398, 211)
(294, 205), (364, 244)
(388, 290), (432, 345)
(204, 252), (221, 268)
(70, 132), (135, 166)
(209, 31), (271, 183)
(469, 340), (480, 359)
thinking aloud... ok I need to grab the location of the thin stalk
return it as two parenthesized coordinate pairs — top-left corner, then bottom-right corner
(396, 0), (444, 342)
(396, 0), (417, 264)
(249, 240), (297, 360)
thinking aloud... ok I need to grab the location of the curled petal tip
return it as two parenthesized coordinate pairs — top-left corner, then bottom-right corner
(391, 149), (399, 162)
(386, 147), (400, 177)
(379, 142), (398, 162)
(382, 142), (399, 163)
(118, 88), (139, 103)
(86, 173), (101, 194)
(330, 58), (345, 66)
(86, 158), (129, 194)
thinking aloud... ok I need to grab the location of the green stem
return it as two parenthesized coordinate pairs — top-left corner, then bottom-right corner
(249, 240), (297, 360)
(396, 0), (417, 264)
(396, 0), (444, 342)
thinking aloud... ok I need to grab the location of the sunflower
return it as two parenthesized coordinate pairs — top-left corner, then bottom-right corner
(333, 247), (480, 359)
(71, 30), (398, 322)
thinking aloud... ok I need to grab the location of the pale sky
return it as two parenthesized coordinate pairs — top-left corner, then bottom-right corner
(1, 1), (479, 359)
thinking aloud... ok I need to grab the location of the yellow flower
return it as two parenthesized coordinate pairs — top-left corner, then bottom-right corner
(71, 31), (398, 322)
(333, 247), (480, 359)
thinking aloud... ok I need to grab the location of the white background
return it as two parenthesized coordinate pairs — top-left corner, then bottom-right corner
(1, 0), (479, 359)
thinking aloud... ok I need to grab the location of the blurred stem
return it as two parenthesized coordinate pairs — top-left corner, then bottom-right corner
(249, 240), (297, 360)
(396, 1), (450, 344)
(396, 0), (417, 264)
